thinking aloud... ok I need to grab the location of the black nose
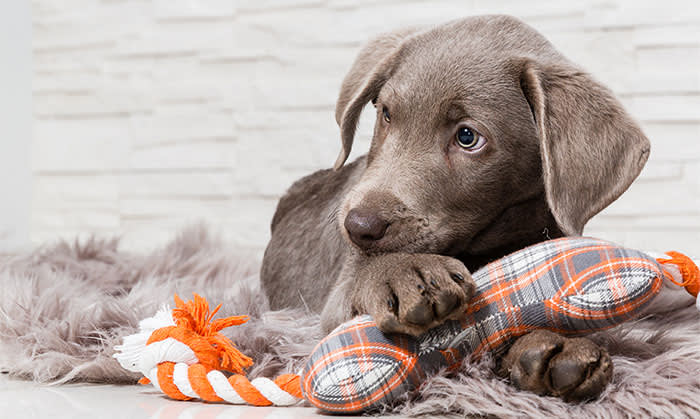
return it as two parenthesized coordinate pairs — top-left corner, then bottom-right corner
(344, 208), (389, 247)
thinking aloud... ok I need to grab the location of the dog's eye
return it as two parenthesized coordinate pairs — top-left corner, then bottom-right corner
(455, 126), (486, 151)
(382, 106), (391, 123)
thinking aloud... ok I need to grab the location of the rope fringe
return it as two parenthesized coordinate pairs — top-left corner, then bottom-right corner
(657, 251), (699, 297)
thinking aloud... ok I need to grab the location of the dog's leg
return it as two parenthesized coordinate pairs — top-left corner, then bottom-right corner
(498, 330), (613, 401)
(337, 253), (476, 336)
(320, 258), (357, 333)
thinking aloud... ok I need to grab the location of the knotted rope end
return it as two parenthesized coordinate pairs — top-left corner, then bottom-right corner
(168, 293), (253, 374)
(657, 251), (699, 297)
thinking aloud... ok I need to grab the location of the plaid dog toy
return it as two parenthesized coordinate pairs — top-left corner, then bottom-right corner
(301, 237), (699, 412)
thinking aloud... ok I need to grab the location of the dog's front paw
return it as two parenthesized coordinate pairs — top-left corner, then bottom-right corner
(499, 330), (613, 402)
(352, 253), (475, 336)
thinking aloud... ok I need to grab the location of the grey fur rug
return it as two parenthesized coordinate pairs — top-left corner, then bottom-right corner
(1, 225), (699, 418)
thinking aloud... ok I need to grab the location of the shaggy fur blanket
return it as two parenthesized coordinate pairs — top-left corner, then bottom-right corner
(1, 225), (699, 417)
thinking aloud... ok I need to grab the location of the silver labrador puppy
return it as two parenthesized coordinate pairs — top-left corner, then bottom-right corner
(261, 15), (649, 401)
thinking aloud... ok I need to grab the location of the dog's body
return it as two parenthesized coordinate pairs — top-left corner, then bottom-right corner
(261, 15), (649, 401)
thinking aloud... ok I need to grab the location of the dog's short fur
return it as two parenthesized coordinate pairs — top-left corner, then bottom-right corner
(261, 15), (649, 401)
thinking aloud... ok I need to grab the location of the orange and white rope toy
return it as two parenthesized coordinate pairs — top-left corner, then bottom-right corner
(114, 294), (303, 406)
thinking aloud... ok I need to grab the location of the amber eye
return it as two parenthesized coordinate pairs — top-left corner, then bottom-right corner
(382, 106), (391, 123)
(455, 126), (486, 151)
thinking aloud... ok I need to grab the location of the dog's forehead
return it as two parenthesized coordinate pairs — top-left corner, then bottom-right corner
(392, 46), (508, 92)
(385, 46), (514, 114)
(384, 16), (560, 111)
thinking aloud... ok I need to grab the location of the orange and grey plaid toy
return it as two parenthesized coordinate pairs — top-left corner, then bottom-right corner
(302, 237), (698, 412)
(115, 237), (699, 413)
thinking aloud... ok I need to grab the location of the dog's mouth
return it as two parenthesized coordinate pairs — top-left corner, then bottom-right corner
(338, 210), (440, 256)
(346, 234), (438, 256)
(337, 187), (445, 255)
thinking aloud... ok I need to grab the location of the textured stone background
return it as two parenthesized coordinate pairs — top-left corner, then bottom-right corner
(30, 0), (700, 255)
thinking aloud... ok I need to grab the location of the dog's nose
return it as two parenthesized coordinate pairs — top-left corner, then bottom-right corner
(344, 208), (389, 246)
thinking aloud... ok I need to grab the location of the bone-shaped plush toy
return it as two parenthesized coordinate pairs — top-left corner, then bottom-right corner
(115, 237), (698, 413)
(300, 237), (699, 412)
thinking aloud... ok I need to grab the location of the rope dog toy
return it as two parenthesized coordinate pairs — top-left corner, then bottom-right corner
(114, 237), (699, 412)
(114, 294), (302, 406)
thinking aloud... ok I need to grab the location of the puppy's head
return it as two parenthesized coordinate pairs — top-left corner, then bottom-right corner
(335, 15), (649, 261)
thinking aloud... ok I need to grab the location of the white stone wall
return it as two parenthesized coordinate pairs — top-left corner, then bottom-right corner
(1, 2), (31, 252)
(31, 0), (700, 256)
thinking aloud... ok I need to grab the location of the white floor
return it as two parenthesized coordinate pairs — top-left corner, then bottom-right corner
(0, 375), (370, 419)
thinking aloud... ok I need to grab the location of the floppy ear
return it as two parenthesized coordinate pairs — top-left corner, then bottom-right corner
(333, 28), (419, 169)
(519, 60), (650, 235)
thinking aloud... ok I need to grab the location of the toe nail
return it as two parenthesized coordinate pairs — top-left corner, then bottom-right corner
(451, 273), (464, 283)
